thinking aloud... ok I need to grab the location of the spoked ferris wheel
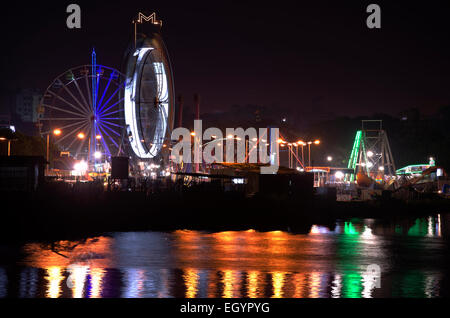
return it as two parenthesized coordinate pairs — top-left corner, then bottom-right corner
(38, 59), (127, 162)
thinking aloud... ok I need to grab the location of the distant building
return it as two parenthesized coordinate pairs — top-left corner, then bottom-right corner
(15, 89), (42, 123)
(0, 156), (47, 192)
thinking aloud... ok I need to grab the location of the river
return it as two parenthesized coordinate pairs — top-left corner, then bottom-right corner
(0, 214), (449, 298)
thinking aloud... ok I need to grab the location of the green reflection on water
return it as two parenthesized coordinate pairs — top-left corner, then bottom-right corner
(342, 272), (363, 298)
(392, 270), (427, 298)
(408, 218), (428, 237)
(337, 222), (363, 298)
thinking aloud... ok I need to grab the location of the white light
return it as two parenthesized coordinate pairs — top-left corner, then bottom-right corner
(335, 171), (344, 179)
(94, 151), (102, 159)
(327, 156), (333, 162)
(74, 161), (88, 173)
(232, 178), (245, 184)
(367, 151), (374, 157)
(124, 48), (169, 159)
(378, 166), (385, 171)
(367, 162), (373, 168)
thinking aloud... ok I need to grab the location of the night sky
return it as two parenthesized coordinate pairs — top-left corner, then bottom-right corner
(1, 0), (450, 120)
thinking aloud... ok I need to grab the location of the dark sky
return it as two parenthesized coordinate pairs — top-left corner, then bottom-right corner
(1, 0), (450, 119)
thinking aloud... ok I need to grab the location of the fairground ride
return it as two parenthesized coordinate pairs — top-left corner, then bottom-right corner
(38, 52), (127, 169)
(123, 12), (175, 162)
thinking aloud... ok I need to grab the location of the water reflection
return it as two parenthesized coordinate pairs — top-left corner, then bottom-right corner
(45, 266), (64, 298)
(0, 214), (447, 298)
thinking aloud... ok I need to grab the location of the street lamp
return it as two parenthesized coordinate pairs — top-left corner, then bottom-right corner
(46, 128), (62, 174)
(327, 156), (333, 162)
(307, 140), (320, 168)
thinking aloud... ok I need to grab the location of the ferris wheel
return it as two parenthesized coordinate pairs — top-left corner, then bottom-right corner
(123, 13), (175, 159)
(38, 64), (126, 160)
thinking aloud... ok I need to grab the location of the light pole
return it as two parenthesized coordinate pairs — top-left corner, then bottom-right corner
(76, 132), (87, 163)
(307, 140), (320, 169)
(46, 128), (62, 174)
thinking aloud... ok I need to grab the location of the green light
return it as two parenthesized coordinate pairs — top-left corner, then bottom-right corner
(396, 164), (431, 175)
(344, 222), (359, 235)
(346, 130), (363, 182)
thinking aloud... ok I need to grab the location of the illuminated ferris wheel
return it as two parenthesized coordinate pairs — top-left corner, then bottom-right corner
(123, 12), (175, 159)
(38, 61), (127, 160)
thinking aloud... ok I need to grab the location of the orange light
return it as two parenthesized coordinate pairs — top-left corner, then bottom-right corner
(95, 135), (102, 140)
(307, 141), (312, 145)
(314, 140), (320, 145)
(77, 132), (85, 139)
(297, 140), (304, 145)
(163, 144), (167, 148)
(227, 134), (234, 139)
(53, 129), (62, 136)
(190, 132), (195, 136)
(277, 139), (284, 144)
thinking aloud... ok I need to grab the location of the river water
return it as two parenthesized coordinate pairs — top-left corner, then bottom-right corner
(0, 214), (449, 298)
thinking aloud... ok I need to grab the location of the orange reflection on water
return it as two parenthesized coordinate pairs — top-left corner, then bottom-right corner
(247, 271), (260, 298)
(221, 269), (241, 298)
(271, 272), (286, 298)
(292, 273), (307, 298)
(22, 236), (113, 269)
(309, 272), (321, 298)
(183, 268), (199, 298)
(45, 266), (64, 298)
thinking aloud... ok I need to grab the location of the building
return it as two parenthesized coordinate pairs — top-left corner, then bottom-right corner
(15, 89), (42, 123)
(0, 156), (47, 192)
